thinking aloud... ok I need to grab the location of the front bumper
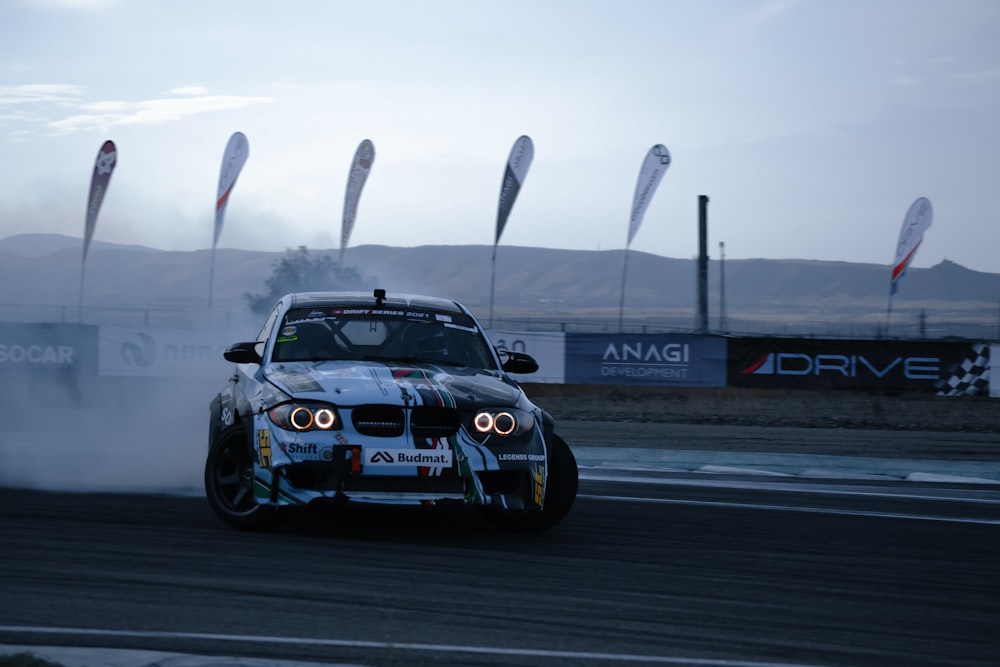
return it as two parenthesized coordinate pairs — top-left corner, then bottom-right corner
(250, 415), (548, 511)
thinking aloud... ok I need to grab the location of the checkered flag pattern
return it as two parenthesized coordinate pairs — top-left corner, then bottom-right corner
(937, 343), (990, 396)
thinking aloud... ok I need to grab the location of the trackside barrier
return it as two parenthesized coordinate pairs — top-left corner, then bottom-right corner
(992, 344), (1000, 398)
(486, 330), (565, 384)
(563, 333), (727, 387)
(0, 322), (992, 396)
(728, 338), (990, 395)
(98, 326), (233, 378)
(0, 322), (98, 379)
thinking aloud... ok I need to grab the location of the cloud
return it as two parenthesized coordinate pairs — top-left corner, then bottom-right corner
(168, 86), (212, 97)
(0, 84), (273, 136)
(0, 83), (86, 106)
(47, 94), (273, 132)
(28, 0), (117, 10)
(951, 69), (1000, 86)
(748, 0), (799, 25)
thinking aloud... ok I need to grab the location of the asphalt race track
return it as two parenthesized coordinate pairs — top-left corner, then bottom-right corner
(1, 439), (999, 666)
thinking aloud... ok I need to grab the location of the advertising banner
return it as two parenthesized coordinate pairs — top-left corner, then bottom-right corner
(214, 132), (249, 250)
(992, 344), (1000, 398)
(495, 135), (534, 245)
(0, 323), (98, 378)
(99, 327), (234, 378)
(341, 138), (375, 259)
(729, 338), (990, 394)
(564, 333), (726, 387)
(890, 197), (933, 297)
(83, 140), (118, 264)
(486, 330), (565, 384)
(627, 144), (671, 247)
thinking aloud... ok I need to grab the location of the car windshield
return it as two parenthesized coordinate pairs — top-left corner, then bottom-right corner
(271, 305), (497, 370)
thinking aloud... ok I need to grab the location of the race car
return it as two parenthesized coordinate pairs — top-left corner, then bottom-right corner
(205, 289), (577, 531)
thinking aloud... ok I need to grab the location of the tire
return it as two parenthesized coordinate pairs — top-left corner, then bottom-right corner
(488, 434), (579, 532)
(204, 425), (283, 531)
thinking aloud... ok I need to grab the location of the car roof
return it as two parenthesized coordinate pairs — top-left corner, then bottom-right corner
(287, 290), (468, 315)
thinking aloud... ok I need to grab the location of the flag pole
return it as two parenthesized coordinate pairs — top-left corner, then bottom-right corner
(489, 243), (498, 328)
(618, 248), (630, 333)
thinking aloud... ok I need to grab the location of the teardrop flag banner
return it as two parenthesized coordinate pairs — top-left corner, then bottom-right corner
(620, 143), (671, 331)
(83, 140), (117, 265)
(490, 135), (534, 326)
(210, 132), (249, 311)
(887, 197), (933, 331)
(341, 139), (375, 262)
(214, 131), (249, 251)
(627, 144), (671, 247)
(495, 135), (534, 245)
(79, 139), (117, 320)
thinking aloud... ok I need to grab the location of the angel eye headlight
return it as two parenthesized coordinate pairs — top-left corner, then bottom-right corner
(473, 412), (495, 433)
(290, 407), (313, 430)
(268, 402), (341, 432)
(471, 409), (533, 436)
(314, 408), (337, 429)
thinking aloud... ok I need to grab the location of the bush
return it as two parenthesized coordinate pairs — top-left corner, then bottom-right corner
(245, 246), (368, 314)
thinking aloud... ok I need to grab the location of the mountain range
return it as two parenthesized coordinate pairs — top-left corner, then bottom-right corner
(1, 233), (997, 339)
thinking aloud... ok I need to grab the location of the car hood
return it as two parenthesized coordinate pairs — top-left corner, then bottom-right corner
(262, 360), (523, 409)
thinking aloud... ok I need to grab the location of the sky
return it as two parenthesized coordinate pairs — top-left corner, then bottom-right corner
(1, 0), (999, 272)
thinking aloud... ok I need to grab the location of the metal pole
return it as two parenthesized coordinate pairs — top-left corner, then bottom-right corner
(488, 244), (497, 328)
(697, 195), (709, 333)
(719, 240), (727, 333)
(618, 248), (631, 333)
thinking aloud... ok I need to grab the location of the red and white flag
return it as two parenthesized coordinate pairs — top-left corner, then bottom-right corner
(214, 132), (249, 250)
(890, 197), (933, 296)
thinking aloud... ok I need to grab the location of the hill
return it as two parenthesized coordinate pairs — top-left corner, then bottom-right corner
(1, 233), (997, 338)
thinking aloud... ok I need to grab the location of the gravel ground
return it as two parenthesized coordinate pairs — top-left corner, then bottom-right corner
(522, 385), (1000, 462)
(524, 385), (1000, 434)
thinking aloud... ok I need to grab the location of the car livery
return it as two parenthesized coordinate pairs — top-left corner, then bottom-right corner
(204, 289), (577, 532)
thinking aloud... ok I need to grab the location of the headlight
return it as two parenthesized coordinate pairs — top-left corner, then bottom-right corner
(471, 408), (534, 437)
(268, 402), (341, 432)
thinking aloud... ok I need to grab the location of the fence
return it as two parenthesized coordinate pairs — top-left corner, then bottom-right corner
(3, 321), (992, 398)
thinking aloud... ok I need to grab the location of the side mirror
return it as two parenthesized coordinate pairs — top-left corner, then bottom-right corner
(498, 349), (538, 375)
(224, 341), (263, 365)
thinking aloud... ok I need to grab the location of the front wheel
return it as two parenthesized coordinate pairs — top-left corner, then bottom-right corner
(204, 425), (283, 531)
(488, 434), (578, 532)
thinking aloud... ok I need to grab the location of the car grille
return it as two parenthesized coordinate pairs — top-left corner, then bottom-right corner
(410, 406), (460, 439)
(351, 405), (404, 436)
(351, 404), (460, 438)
